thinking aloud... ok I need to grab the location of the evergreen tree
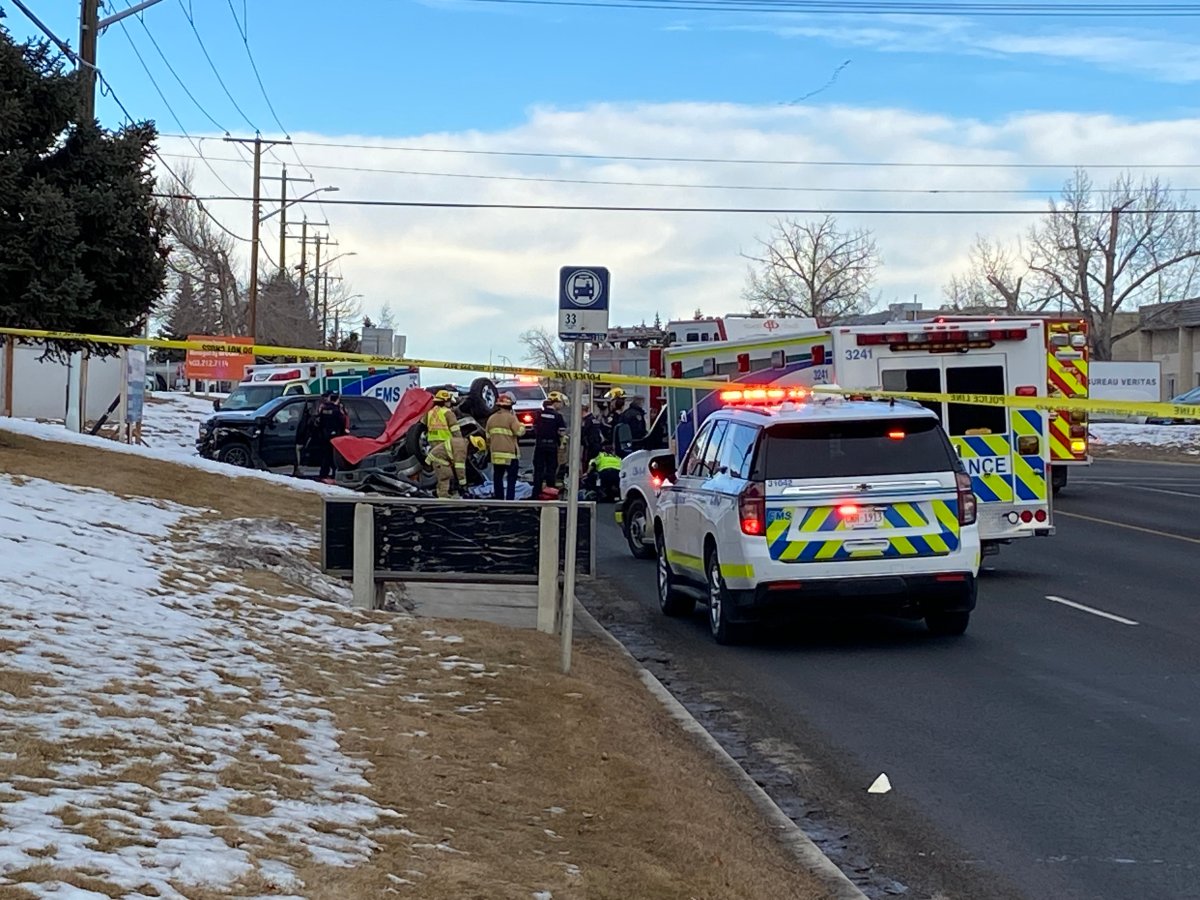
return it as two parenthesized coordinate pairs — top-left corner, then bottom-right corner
(0, 24), (167, 357)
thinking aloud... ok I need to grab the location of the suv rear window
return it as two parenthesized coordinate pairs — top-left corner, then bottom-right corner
(754, 417), (959, 479)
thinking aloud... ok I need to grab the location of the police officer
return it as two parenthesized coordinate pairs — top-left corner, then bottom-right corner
(532, 392), (567, 495)
(620, 394), (649, 445)
(314, 391), (349, 481)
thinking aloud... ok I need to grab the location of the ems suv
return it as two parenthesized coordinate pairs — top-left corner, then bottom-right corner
(653, 389), (981, 644)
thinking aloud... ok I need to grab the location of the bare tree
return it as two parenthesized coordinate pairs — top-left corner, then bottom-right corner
(322, 280), (363, 349)
(257, 270), (321, 349)
(742, 216), (879, 321)
(519, 326), (577, 370)
(158, 166), (245, 336)
(1027, 169), (1200, 359)
(944, 236), (1031, 313)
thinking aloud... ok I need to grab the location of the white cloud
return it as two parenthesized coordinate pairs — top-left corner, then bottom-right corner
(161, 102), (1200, 380)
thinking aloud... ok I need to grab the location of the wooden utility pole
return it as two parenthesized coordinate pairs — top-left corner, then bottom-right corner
(78, 0), (98, 119)
(261, 166), (312, 272)
(224, 136), (290, 341)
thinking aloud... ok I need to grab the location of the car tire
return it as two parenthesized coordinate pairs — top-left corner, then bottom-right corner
(656, 530), (694, 618)
(706, 548), (748, 646)
(468, 377), (499, 421)
(624, 496), (655, 559)
(925, 611), (971, 636)
(405, 420), (429, 466)
(216, 441), (254, 468)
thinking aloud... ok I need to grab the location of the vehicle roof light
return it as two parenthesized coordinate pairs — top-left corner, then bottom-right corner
(1015, 385), (1037, 397)
(268, 369), (301, 381)
(720, 386), (808, 406)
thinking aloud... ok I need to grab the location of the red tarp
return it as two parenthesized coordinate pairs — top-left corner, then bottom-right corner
(332, 387), (434, 466)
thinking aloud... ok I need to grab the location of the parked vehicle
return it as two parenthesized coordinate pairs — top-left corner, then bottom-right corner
(214, 362), (420, 413)
(1146, 386), (1200, 425)
(496, 379), (548, 443)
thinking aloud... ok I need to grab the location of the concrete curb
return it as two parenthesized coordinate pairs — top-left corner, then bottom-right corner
(572, 600), (869, 900)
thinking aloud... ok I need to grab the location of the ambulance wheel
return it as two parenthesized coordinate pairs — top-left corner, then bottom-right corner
(656, 529), (694, 618)
(926, 611), (971, 637)
(624, 496), (654, 559)
(467, 378), (499, 420)
(706, 548), (748, 646)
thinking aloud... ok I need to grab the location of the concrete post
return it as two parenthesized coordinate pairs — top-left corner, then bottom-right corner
(352, 503), (376, 610)
(536, 505), (560, 634)
(1138, 329), (1153, 363)
(1179, 326), (1196, 392)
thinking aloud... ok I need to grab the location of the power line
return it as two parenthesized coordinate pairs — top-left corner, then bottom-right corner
(157, 194), (1200, 215)
(159, 135), (1200, 170)
(175, 0), (259, 133)
(223, 0), (289, 137)
(457, 0), (1200, 15)
(113, 23), (249, 203)
(153, 152), (1200, 195)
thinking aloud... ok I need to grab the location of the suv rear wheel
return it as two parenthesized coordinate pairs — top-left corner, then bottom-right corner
(926, 611), (971, 636)
(706, 549), (747, 646)
(656, 530), (694, 617)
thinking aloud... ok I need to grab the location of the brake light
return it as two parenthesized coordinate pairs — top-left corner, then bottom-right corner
(837, 503), (859, 518)
(651, 475), (663, 488)
(886, 430), (905, 440)
(1069, 425), (1086, 439)
(956, 473), (977, 526)
(739, 482), (766, 536)
(1020, 510), (1034, 523)
(1015, 385), (1037, 396)
(268, 369), (302, 381)
(1034, 509), (1048, 523)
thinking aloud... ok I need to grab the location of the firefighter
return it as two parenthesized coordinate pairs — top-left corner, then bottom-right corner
(314, 391), (349, 481)
(425, 389), (462, 499)
(486, 392), (524, 500)
(604, 387), (627, 434)
(532, 392), (567, 495)
(583, 443), (622, 502)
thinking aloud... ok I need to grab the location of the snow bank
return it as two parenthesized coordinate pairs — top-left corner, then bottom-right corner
(1090, 423), (1200, 453)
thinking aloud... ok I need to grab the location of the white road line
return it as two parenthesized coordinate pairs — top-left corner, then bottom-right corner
(1046, 595), (1139, 626)
(1075, 481), (1200, 499)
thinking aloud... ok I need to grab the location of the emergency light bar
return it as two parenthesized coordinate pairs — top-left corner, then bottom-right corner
(268, 369), (302, 381)
(856, 327), (1027, 352)
(719, 386), (809, 405)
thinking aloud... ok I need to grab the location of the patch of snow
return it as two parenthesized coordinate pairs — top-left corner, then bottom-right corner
(0, 408), (347, 496)
(1090, 423), (1200, 451)
(0, 472), (499, 896)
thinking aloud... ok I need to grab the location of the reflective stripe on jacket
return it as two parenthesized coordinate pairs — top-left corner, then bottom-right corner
(426, 406), (460, 451)
(591, 452), (621, 472)
(486, 409), (525, 464)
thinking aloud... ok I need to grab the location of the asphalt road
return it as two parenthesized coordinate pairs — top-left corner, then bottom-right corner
(582, 458), (1200, 900)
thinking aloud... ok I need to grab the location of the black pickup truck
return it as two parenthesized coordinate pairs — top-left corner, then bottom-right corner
(197, 394), (391, 474)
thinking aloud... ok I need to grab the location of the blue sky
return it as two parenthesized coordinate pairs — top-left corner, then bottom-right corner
(7, 1), (1200, 373)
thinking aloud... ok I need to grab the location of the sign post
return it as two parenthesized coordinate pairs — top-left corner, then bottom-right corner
(558, 266), (609, 674)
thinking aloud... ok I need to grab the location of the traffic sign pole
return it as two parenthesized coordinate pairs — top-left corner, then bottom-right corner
(560, 339), (585, 675)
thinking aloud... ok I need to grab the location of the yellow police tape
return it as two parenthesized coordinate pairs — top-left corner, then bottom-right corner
(3, 325), (1199, 422)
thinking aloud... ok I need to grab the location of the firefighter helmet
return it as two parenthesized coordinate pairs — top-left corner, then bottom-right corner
(604, 387), (626, 400)
(470, 434), (487, 452)
(497, 392), (515, 407)
(434, 389), (454, 403)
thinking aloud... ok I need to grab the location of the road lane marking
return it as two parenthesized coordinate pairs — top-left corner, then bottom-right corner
(1046, 595), (1139, 626)
(1055, 510), (1200, 545)
(1075, 481), (1200, 499)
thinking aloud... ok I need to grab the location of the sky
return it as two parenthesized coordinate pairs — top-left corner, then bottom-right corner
(8, 0), (1200, 379)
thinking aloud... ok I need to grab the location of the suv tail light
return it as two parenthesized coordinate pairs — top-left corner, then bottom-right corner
(956, 473), (977, 526)
(739, 482), (766, 536)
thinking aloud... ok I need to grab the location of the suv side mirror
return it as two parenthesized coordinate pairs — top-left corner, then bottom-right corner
(212, 399), (221, 411)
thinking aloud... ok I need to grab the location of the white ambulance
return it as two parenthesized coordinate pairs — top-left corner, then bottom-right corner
(644, 318), (1054, 556)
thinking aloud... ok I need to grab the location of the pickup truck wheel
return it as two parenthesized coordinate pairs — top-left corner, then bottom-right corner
(656, 533), (694, 618)
(216, 441), (254, 468)
(624, 497), (654, 559)
(467, 378), (499, 421)
(706, 549), (748, 646)
(926, 611), (971, 636)
(405, 421), (429, 465)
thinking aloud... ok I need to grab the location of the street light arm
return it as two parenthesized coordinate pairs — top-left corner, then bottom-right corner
(259, 186), (338, 223)
(317, 251), (358, 270)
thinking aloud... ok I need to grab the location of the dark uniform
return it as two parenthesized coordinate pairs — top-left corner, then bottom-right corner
(532, 402), (566, 493)
(580, 410), (604, 463)
(620, 402), (648, 443)
(314, 395), (349, 479)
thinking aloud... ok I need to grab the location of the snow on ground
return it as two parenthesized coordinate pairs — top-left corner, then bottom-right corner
(0, 473), (501, 897)
(0, 395), (346, 496)
(1090, 423), (1200, 453)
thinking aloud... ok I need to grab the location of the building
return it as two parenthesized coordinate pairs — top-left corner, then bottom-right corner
(1135, 300), (1200, 399)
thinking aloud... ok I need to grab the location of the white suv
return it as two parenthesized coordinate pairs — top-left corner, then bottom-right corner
(496, 381), (548, 443)
(654, 393), (982, 644)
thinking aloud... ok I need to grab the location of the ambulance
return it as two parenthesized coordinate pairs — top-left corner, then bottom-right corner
(217, 361), (420, 413)
(656, 318), (1054, 555)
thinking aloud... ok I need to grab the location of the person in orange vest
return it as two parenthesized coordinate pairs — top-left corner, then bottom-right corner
(424, 389), (463, 498)
(486, 392), (525, 500)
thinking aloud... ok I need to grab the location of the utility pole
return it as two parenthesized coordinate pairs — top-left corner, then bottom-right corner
(78, 0), (98, 119)
(261, 166), (313, 273)
(224, 136), (291, 342)
(323, 271), (343, 347)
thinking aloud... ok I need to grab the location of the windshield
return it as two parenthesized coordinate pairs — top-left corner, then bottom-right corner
(754, 417), (959, 480)
(499, 385), (547, 402)
(221, 384), (285, 412)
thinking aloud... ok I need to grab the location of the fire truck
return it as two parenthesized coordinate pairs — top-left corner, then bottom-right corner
(1043, 318), (1091, 495)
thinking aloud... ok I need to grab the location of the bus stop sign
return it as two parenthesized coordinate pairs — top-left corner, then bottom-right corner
(559, 267), (610, 342)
